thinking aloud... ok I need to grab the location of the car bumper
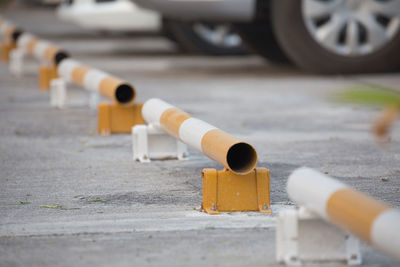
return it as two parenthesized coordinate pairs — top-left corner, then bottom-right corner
(131, 0), (255, 22)
(57, 0), (161, 31)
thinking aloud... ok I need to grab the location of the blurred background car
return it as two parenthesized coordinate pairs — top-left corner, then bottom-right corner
(57, 0), (160, 32)
(56, 0), (247, 55)
(20, 0), (62, 6)
(132, 0), (248, 55)
(162, 19), (246, 55)
(161, 19), (245, 55)
(132, 0), (400, 74)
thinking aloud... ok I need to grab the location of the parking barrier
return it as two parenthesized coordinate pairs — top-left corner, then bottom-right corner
(58, 59), (135, 104)
(142, 98), (257, 174)
(16, 33), (69, 90)
(277, 207), (362, 266)
(1, 19), (143, 134)
(0, 20), (20, 62)
(286, 167), (400, 262)
(142, 98), (270, 214)
(57, 58), (144, 134)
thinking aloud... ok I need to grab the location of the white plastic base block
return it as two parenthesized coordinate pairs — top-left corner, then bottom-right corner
(276, 207), (362, 266)
(9, 49), (24, 77)
(50, 79), (99, 109)
(50, 78), (67, 109)
(132, 123), (188, 163)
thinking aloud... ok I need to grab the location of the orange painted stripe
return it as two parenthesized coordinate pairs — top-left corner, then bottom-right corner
(326, 188), (390, 243)
(201, 129), (240, 168)
(50, 65), (59, 79)
(159, 108), (191, 139)
(27, 39), (39, 55)
(38, 65), (50, 90)
(44, 46), (59, 61)
(71, 66), (91, 86)
(99, 76), (123, 101)
(1, 41), (13, 61)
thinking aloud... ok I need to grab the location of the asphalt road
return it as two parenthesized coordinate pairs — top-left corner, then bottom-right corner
(0, 6), (399, 267)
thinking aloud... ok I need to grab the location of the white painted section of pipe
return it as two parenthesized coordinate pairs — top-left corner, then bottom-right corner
(17, 33), (35, 51)
(371, 209), (400, 260)
(58, 58), (80, 82)
(287, 167), (347, 219)
(142, 98), (173, 124)
(179, 118), (216, 151)
(83, 69), (108, 92)
(33, 41), (51, 60)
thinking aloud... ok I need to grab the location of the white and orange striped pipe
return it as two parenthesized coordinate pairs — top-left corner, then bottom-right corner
(287, 167), (400, 261)
(16, 32), (36, 52)
(57, 58), (136, 104)
(142, 98), (258, 175)
(16, 32), (68, 65)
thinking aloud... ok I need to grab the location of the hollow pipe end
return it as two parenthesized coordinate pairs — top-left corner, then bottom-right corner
(54, 51), (70, 66)
(115, 83), (136, 104)
(11, 28), (23, 42)
(226, 142), (258, 175)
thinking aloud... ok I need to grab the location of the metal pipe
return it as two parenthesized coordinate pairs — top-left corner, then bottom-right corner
(142, 98), (258, 175)
(16, 33), (69, 66)
(57, 58), (136, 104)
(0, 21), (19, 61)
(0, 20), (23, 43)
(287, 167), (400, 261)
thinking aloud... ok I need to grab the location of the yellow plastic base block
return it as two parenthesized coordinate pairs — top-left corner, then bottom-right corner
(1, 41), (16, 62)
(39, 65), (59, 91)
(97, 102), (145, 135)
(201, 168), (271, 215)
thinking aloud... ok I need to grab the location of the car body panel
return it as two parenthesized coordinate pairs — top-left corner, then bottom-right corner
(132, 0), (256, 22)
(57, 0), (161, 31)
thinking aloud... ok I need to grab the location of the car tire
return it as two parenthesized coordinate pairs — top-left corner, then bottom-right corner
(163, 18), (247, 56)
(271, 0), (400, 74)
(234, 20), (291, 64)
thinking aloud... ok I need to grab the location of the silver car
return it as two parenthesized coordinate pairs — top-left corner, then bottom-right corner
(132, 0), (400, 74)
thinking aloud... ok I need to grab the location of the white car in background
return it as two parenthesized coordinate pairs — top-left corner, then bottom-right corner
(57, 0), (161, 32)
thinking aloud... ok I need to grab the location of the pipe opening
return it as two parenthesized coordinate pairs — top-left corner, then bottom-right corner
(227, 142), (258, 175)
(54, 51), (69, 65)
(115, 84), (135, 104)
(12, 29), (23, 42)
